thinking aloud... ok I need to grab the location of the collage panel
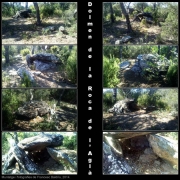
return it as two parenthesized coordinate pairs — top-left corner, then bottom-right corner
(2, 2), (77, 44)
(103, 88), (178, 131)
(2, 45), (77, 88)
(2, 88), (77, 131)
(1, 1), (78, 177)
(103, 45), (178, 88)
(103, 2), (178, 45)
(103, 132), (178, 174)
(2, 132), (77, 174)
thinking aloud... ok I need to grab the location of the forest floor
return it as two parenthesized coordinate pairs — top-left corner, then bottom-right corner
(122, 141), (178, 174)
(2, 57), (77, 88)
(103, 19), (177, 45)
(118, 59), (169, 88)
(2, 17), (77, 44)
(103, 109), (178, 130)
(12, 102), (77, 131)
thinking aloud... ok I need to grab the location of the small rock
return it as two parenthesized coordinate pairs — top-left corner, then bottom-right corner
(59, 26), (65, 32)
(139, 154), (157, 163)
(154, 160), (161, 166)
(144, 148), (153, 155)
(120, 36), (132, 43)
(115, 40), (120, 45)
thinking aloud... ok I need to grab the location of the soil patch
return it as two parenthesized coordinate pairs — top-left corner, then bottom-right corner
(2, 17), (77, 44)
(103, 110), (178, 130)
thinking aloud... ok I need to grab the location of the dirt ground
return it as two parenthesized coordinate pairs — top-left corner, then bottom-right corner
(2, 58), (77, 88)
(4, 103), (77, 131)
(118, 59), (168, 88)
(103, 110), (178, 130)
(103, 20), (176, 45)
(2, 17), (77, 44)
(122, 144), (178, 174)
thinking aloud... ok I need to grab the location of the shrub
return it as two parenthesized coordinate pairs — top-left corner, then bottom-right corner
(50, 46), (59, 54)
(40, 4), (55, 18)
(21, 73), (32, 87)
(63, 135), (77, 150)
(137, 93), (151, 107)
(54, 8), (63, 17)
(166, 64), (178, 87)
(103, 55), (120, 87)
(113, 4), (122, 17)
(140, 19), (148, 27)
(20, 48), (30, 56)
(103, 92), (114, 111)
(2, 90), (21, 129)
(65, 48), (77, 84)
(34, 121), (56, 131)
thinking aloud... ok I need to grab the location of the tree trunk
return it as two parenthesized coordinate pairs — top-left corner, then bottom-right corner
(109, 3), (115, 23)
(31, 45), (35, 55)
(12, 2), (15, 14)
(113, 88), (117, 103)
(120, 2), (132, 33)
(33, 2), (41, 26)
(4, 45), (10, 64)
(25, 2), (28, 9)
(14, 132), (19, 144)
(57, 89), (65, 106)
(158, 45), (160, 55)
(119, 46), (122, 59)
(153, 2), (156, 11)
(17, 46), (21, 54)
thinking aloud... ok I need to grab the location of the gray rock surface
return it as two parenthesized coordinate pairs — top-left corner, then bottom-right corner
(103, 142), (132, 174)
(147, 134), (178, 166)
(16, 101), (50, 119)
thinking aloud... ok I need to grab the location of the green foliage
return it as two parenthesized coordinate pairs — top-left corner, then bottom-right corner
(137, 89), (177, 111)
(166, 64), (178, 87)
(50, 45), (59, 54)
(61, 90), (77, 104)
(112, 4), (122, 17)
(40, 4), (55, 18)
(20, 73), (32, 87)
(158, 132), (178, 140)
(155, 34), (163, 44)
(65, 47), (77, 83)
(63, 3), (77, 25)
(137, 93), (151, 107)
(122, 46), (152, 59)
(103, 46), (120, 59)
(140, 19), (148, 28)
(34, 121), (57, 131)
(2, 46), (5, 59)
(161, 3), (178, 42)
(54, 8), (63, 17)
(2, 2), (24, 17)
(62, 135), (77, 150)
(103, 92), (114, 111)
(2, 132), (11, 154)
(2, 90), (22, 129)
(144, 6), (154, 13)
(20, 48), (30, 56)
(103, 55), (119, 87)
(133, 2), (148, 12)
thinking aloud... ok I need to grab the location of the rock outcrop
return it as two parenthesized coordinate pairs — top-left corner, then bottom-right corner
(16, 101), (50, 119)
(147, 134), (178, 166)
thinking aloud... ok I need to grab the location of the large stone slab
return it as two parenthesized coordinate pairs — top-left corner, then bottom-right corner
(147, 134), (178, 166)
